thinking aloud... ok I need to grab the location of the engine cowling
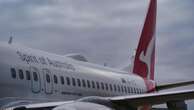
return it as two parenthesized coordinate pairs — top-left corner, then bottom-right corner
(53, 102), (114, 110)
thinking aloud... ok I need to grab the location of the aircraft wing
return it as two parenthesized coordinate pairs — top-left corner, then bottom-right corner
(110, 89), (194, 107)
(5, 89), (194, 110)
(156, 80), (194, 91)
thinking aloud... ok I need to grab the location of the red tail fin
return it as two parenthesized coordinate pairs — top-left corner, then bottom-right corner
(133, 0), (156, 80)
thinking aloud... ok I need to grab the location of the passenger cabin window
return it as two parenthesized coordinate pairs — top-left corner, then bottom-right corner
(46, 74), (50, 83)
(117, 85), (120, 92)
(92, 81), (95, 88)
(19, 69), (24, 80)
(139, 89), (141, 93)
(26, 71), (31, 80)
(105, 83), (108, 90)
(131, 87), (134, 93)
(33, 72), (38, 81)
(11, 68), (16, 79)
(60, 76), (64, 85)
(142, 89), (144, 93)
(66, 77), (70, 85)
(135, 88), (137, 94)
(127, 87), (130, 93)
(141, 89), (143, 93)
(96, 82), (100, 89)
(137, 88), (140, 94)
(133, 88), (136, 93)
(136, 88), (139, 94)
(101, 82), (104, 90)
(114, 84), (117, 92)
(124, 86), (127, 93)
(77, 79), (81, 87)
(54, 75), (58, 84)
(87, 80), (90, 88)
(121, 86), (124, 93)
(72, 78), (76, 86)
(82, 79), (86, 87)
(109, 84), (113, 91)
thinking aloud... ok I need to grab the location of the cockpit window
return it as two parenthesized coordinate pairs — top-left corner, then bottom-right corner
(11, 68), (16, 79)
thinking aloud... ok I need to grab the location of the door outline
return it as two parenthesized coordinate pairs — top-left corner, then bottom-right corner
(30, 66), (41, 93)
(42, 68), (53, 94)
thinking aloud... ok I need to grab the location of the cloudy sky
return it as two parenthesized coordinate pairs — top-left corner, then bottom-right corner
(0, 0), (194, 109)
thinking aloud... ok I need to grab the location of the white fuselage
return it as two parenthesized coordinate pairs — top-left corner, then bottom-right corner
(0, 43), (147, 106)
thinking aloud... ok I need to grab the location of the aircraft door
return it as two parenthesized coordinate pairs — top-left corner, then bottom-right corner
(30, 66), (41, 93)
(42, 68), (53, 94)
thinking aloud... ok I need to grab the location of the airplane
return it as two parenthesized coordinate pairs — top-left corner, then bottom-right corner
(1, 0), (194, 110)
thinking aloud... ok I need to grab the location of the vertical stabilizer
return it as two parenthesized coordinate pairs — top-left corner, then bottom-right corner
(132, 0), (156, 80)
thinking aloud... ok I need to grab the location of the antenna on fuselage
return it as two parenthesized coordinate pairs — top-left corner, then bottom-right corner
(8, 35), (13, 44)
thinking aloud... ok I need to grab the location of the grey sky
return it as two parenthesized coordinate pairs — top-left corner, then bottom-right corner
(0, 0), (194, 109)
